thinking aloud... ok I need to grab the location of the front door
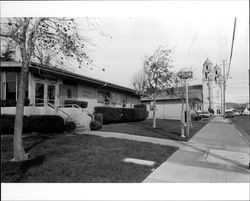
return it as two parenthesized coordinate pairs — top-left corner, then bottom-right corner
(35, 83), (56, 105)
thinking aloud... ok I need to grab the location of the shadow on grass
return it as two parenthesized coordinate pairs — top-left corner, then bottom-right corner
(1, 155), (46, 182)
(24, 135), (50, 152)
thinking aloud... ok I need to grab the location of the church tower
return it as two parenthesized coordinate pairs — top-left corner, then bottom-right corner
(202, 58), (214, 112)
(202, 58), (222, 114)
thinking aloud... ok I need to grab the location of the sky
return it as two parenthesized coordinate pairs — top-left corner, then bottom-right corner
(1, 1), (249, 103)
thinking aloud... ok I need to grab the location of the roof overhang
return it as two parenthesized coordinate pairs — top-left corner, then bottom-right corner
(0, 61), (139, 96)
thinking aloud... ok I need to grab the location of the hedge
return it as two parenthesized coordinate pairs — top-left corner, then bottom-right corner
(94, 107), (123, 124)
(29, 115), (65, 134)
(1, 115), (31, 134)
(94, 105), (149, 125)
(64, 121), (76, 132)
(1, 115), (72, 135)
(64, 100), (88, 108)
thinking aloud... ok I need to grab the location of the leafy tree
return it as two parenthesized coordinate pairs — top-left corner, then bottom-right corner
(0, 17), (92, 161)
(143, 46), (178, 128)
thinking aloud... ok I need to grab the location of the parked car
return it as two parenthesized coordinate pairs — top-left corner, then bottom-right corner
(197, 112), (213, 119)
(225, 110), (234, 118)
(232, 109), (241, 116)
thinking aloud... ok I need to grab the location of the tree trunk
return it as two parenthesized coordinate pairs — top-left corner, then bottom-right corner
(152, 89), (156, 128)
(12, 59), (29, 161)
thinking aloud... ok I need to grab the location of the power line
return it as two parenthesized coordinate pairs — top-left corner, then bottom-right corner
(227, 17), (237, 81)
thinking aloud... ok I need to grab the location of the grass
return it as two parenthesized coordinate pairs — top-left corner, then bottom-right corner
(100, 119), (208, 141)
(230, 115), (250, 138)
(1, 134), (178, 183)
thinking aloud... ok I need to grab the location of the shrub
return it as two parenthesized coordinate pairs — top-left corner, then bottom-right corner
(29, 115), (65, 134)
(1, 115), (31, 135)
(94, 107), (122, 124)
(94, 113), (103, 125)
(64, 121), (76, 132)
(64, 100), (88, 108)
(133, 104), (148, 121)
(90, 120), (102, 131)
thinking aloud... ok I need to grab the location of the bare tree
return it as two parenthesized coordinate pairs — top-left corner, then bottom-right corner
(144, 46), (178, 128)
(132, 69), (147, 96)
(0, 17), (93, 161)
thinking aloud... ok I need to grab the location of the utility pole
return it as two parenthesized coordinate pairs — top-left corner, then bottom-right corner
(223, 60), (226, 119)
(185, 79), (190, 139)
(178, 71), (192, 139)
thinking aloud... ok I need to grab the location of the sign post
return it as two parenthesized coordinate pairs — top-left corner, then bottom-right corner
(177, 71), (193, 139)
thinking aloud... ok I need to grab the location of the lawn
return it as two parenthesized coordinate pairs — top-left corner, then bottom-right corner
(1, 134), (178, 183)
(100, 119), (208, 141)
(230, 115), (250, 138)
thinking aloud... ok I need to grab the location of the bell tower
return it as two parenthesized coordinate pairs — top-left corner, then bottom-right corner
(202, 58), (214, 112)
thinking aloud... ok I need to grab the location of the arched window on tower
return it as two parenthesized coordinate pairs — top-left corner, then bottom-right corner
(206, 65), (208, 70)
(215, 77), (217, 83)
(205, 72), (208, 79)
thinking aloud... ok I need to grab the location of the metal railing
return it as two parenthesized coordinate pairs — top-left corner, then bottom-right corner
(58, 104), (93, 119)
(31, 102), (70, 118)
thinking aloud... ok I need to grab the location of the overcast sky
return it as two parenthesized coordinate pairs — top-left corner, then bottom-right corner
(1, 1), (249, 103)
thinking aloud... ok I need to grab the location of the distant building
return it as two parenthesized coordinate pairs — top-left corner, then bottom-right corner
(141, 58), (223, 120)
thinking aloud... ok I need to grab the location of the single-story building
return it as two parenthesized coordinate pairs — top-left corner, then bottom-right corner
(1, 61), (140, 130)
(141, 85), (203, 120)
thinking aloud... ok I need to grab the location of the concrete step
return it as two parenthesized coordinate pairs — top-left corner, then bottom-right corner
(74, 125), (90, 134)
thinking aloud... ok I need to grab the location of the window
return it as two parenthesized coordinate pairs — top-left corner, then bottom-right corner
(67, 89), (72, 99)
(104, 91), (111, 104)
(205, 72), (208, 79)
(6, 72), (16, 101)
(48, 85), (55, 104)
(97, 90), (111, 104)
(206, 65), (208, 70)
(35, 83), (44, 104)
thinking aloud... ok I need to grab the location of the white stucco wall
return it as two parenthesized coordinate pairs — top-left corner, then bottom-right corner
(1, 106), (56, 116)
(144, 101), (182, 120)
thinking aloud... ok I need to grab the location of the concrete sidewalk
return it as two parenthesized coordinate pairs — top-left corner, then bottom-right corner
(143, 116), (250, 182)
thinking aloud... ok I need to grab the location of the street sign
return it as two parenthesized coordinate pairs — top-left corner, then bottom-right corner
(178, 71), (193, 79)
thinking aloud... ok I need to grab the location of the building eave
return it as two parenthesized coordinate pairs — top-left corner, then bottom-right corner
(0, 61), (139, 96)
